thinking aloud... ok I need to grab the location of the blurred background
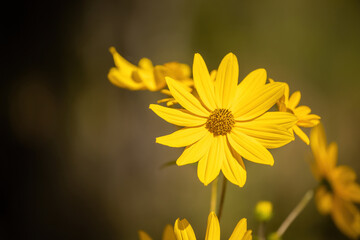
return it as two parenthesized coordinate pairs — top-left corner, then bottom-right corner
(2, 0), (360, 239)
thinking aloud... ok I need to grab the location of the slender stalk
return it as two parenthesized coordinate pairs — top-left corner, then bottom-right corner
(217, 176), (228, 220)
(210, 178), (218, 212)
(276, 190), (314, 237)
(258, 222), (266, 240)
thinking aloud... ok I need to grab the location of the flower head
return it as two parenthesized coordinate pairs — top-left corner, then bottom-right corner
(310, 124), (360, 239)
(108, 47), (192, 91)
(139, 224), (176, 240)
(174, 212), (252, 240)
(150, 53), (297, 187)
(272, 81), (320, 145)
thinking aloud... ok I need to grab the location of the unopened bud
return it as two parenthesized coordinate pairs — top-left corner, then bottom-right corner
(255, 201), (273, 222)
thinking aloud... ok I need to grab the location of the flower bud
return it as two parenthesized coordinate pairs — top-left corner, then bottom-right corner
(255, 201), (273, 222)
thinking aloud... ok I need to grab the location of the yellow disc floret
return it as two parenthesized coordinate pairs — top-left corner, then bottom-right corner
(206, 109), (235, 136)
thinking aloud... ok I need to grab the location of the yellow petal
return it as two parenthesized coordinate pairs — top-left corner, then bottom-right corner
(197, 137), (223, 185)
(229, 218), (247, 240)
(109, 47), (137, 76)
(156, 127), (206, 147)
(133, 68), (157, 91)
(293, 105), (311, 117)
(210, 70), (217, 82)
(176, 131), (212, 166)
(138, 57), (154, 71)
(166, 77), (209, 117)
(193, 53), (217, 110)
(235, 112), (296, 149)
(214, 53), (238, 108)
(293, 125), (310, 145)
(297, 114), (321, 127)
(108, 68), (144, 90)
(227, 128), (274, 166)
(242, 230), (253, 240)
(331, 196), (360, 239)
(310, 124), (328, 164)
(162, 224), (176, 240)
(288, 91), (301, 109)
(174, 218), (196, 240)
(315, 186), (333, 215)
(221, 136), (247, 187)
(232, 69), (267, 108)
(149, 104), (206, 127)
(232, 82), (285, 121)
(139, 230), (153, 240)
(205, 212), (220, 240)
(327, 142), (338, 170)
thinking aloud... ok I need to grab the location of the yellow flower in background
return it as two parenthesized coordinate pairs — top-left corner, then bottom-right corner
(108, 47), (192, 91)
(310, 124), (360, 239)
(139, 224), (176, 240)
(174, 212), (252, 240)
(150, 53), (297, 187)
(271, 80), (320, 145)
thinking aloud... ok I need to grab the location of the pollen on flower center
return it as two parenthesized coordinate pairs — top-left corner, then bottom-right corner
(206, 109), (235, 136)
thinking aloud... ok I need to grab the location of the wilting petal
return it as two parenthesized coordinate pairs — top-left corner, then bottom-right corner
(138, 230), (153, 240)
(293, 125), (310, 145)
(214, 53), (238, 108)
(228, 128), (274, 166)
(174, 219), (196, 240)
(133, 68), (157, 91)
(166, 77), (209, 117)
(149, 104), (206, 127)
(197, 137), (223, 185)
(231, 69), (267, 109)
(193, 54), (217, 111)
(229, 218), (247, 240)
(205, 212), (220, 240)
(156, 127), (206, 147)
(108, 68), (144, 90)
(109, 47), (137, 75)
(163, 225), (176, 240)
(176, 132), (212, 166)
(221, 136), (247, 187)
(231, 82), (285, 121)
(288, 91), (301, 109)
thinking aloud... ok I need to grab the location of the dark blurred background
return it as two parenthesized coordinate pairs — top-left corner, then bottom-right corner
(2, 0), (360, 239)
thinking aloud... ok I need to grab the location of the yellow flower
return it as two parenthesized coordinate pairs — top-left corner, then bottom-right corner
(174, 212), (252, 240)
(150, 53), (297, 187)
(272, 80), (320, 145)
(139, 225), (176, 240)
(310, 124), (360, 239)
(108, 47), (192, 91)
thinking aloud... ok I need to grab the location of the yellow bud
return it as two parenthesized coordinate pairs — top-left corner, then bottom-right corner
(255, 201), (273, 222)
(267, 232), (281, 240)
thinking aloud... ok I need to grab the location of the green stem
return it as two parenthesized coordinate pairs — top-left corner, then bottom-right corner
(276, 190), (314, 237)
(217, 176), (228, 220)
(210, 178), (218, 212)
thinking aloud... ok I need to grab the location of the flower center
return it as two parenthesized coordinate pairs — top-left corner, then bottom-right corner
(206, 109), (235, 136)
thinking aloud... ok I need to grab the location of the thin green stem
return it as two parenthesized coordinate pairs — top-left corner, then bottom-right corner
(217, 176), (228, 221)
(210, 178), (218, 212)
(276, 190), (314, 237)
